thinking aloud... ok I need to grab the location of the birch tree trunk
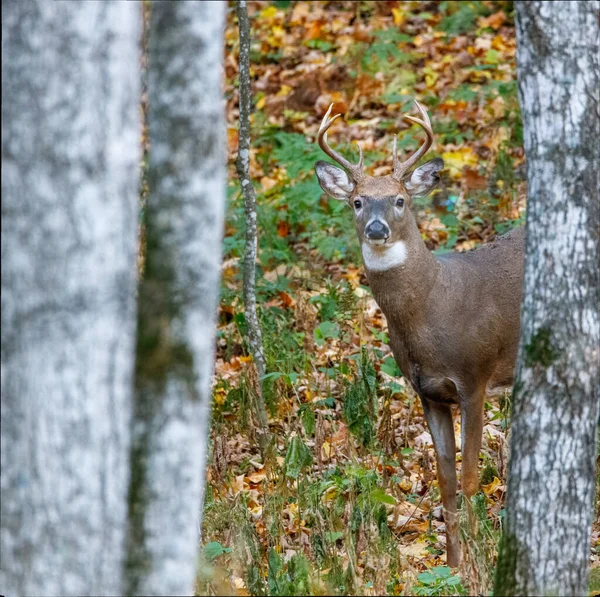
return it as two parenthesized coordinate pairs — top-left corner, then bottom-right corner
(1, 3), (141, 595)
(495, 2), (599, 595)
(124, 2), (226, 594)
(235, 0), (271, 448)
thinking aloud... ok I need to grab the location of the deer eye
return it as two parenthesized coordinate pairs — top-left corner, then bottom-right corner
(353, 199), (362, 210)
(395, 197), (405, 207)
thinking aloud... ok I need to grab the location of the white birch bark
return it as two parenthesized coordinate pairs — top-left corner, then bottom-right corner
(235, 0), (271, 447)
(124, 2), (226, 594)
(1, 2), (141, 595)
(495, 2), (600, 595)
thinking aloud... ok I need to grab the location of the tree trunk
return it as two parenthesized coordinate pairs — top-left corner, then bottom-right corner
(235, 0), (271, 449)
(124, 2), (226, 594)
(495, 2), (599, 596)
(1, 3), (141, 595)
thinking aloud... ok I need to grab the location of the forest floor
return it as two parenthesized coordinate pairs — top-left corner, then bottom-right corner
(198, 2), (600, 595)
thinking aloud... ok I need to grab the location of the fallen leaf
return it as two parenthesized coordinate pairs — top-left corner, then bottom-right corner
(480, 11), (506, 31)
(442, 148), (479, 178)
(392, 8), (405, 26)
(277, 220), (290, 237)
(247, 468), (267, 483)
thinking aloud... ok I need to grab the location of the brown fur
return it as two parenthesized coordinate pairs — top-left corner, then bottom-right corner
(316, 159), (525, 566)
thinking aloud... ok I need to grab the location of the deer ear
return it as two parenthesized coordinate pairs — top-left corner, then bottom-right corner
(406, 158), (444, 197)
(315, 161), (355, 201)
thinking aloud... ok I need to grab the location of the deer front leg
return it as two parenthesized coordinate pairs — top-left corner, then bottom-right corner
(460, 387), (485, 500)
(421, 398), (459, 567)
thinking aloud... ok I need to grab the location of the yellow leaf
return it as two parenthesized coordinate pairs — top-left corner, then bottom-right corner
(276, 84), (292, 97)
(442, 148), (479, 178)
(482, 476), (505, 496)
(256, 95), (266, 110)
(259, 6), (278, 21)
(392, 8), (405, 26)
(423, 66), (438, 88)
(267, 25), (285, 48)
(321, 440), (332, 461)
(399, 477), (413, 493)
(321, 485), (338, 504)
(248, 504), (263, 518)
(213, 388), (227, 406)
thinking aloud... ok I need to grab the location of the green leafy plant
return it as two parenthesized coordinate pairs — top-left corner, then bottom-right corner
(343, 349), (378, 446)
(413, 566), (467, 596)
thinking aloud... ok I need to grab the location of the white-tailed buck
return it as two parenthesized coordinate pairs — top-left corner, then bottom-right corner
(315, 101), (524, 566)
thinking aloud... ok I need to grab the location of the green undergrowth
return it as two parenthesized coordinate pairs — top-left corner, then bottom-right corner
(203, 1), (527, 595)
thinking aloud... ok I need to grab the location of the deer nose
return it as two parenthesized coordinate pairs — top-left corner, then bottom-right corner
(365, 220), (390, 241)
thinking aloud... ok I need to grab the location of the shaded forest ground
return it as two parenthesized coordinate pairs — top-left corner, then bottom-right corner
(198, 2), (600, 595)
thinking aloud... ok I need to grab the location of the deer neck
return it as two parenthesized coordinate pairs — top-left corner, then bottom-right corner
(361, 214), (440, 321)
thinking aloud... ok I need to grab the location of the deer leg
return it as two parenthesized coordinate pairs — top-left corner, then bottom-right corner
(421, 398), (459, 567)
(460, 387), (485, 500)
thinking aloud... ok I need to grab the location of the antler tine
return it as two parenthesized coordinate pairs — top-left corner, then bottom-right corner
(318, 104), (365, 181)
(392, 100), (434, 180)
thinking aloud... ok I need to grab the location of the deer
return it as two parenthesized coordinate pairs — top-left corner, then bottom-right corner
(314, 101), (524, 567)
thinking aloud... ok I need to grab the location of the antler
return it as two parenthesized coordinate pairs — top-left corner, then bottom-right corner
(318, 104), (365, 182)
(392, 100), (434, 180)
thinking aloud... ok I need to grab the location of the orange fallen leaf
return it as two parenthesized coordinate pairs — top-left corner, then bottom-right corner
(277, 220), (290, 238)
(464, 168), (487, 190)
(278, 291), (294, 308)
(304, 20), (324, 41)
(480, 11), (506, 31)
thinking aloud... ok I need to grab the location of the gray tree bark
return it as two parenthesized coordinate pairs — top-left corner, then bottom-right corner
(495, 2), (599, 596)
(1, 3), (141, 595)
(235, 0), (271, 448)
(124, 2), (227, 594)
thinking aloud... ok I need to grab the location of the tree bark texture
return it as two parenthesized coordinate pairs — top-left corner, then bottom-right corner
(235, 0), (271, 443)
(1, 3), (141, 595)
(495, 2), (599, 595)
(124, 2), (226, 594)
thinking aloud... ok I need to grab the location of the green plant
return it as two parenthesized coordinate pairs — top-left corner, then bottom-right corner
(343, 348), (378, 446)
(437, 1), (490, 37)
(413, 566), (467, 595)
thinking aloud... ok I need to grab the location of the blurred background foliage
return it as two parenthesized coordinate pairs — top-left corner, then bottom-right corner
(197, 2), (590, 596)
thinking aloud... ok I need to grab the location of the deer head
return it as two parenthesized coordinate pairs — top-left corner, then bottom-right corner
(315, 101), (443, 262)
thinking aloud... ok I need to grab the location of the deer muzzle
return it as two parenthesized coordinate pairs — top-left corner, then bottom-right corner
(364, 219), (390, 245)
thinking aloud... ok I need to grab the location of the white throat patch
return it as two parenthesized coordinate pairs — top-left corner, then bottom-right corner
(361, 241), (407, 272)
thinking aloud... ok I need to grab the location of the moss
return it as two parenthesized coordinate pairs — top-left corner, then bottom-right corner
(494, 530), (520, 595)
(134, 195), (199, 398)
(524, 327), (558, 368)
(124, 429), (152, 594)
(480, 460), (499, 486)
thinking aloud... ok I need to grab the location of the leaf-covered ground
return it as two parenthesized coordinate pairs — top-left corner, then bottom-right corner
(199, 2), (600, 595)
